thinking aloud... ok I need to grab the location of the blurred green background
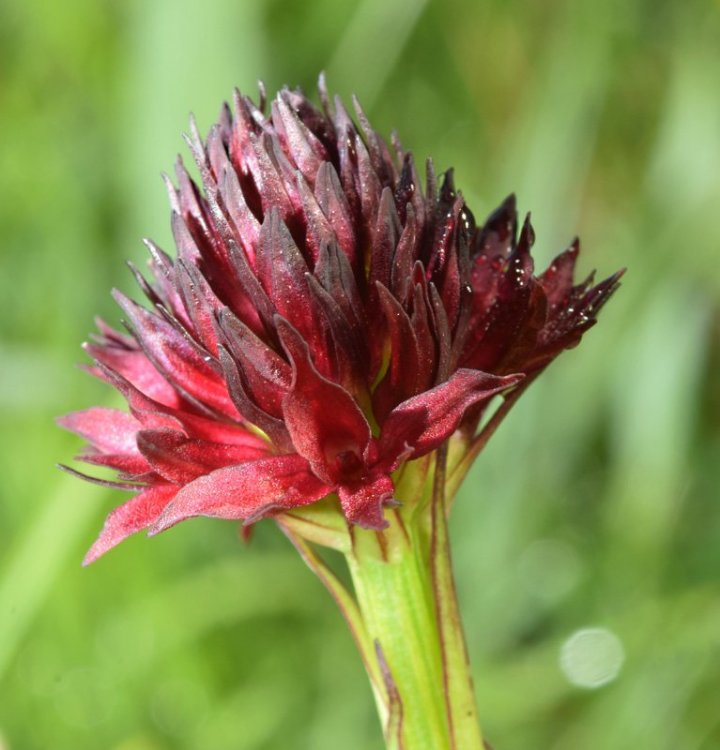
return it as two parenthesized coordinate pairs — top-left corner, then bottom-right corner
(1, 0), (719, 747)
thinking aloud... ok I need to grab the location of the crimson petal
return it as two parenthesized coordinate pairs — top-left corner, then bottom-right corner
(84, 484), (178, 565)
(92, 361), (266, 450)
(76, 451), (150, 477)
(277, 317), (371, 485)
(58, 407), (142, 456)
(338, 471), (394, 530)
(150, 453), (331, 532)
(378, 368), (524, 468)
(137, 428), (269, 484)
(217, 307), (291, 416)
(372, 283), (421, 422)
(84, 341), (181, 408)
(62, 82), (622, 555)
(113, 290), (236, 417)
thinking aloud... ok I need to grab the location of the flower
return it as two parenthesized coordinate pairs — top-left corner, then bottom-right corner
(60, 78), (621, 564)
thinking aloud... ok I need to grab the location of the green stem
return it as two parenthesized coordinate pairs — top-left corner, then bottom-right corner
(348, 513), (449, 748)
(345, 452), (485, 749)
(430, 444), (484, 749)
(281, 452), (486, 748)
(277, 519), (389, 725)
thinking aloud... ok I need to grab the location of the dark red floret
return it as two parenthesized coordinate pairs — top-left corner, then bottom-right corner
(60, 78), (621, 562)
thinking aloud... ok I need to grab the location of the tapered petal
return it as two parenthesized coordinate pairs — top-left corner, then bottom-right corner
(217, 345), (292, 450)
(277, 318), (371, 485)
(150, 454), (331, 532)
(83, 341), (182, 408)
(136, 428), (269, 484)
(76, 451), (150, 477)
(372, 283), (421, 422)
(113, 290), (237, 417)
(91, 361), (269, 449)
(58, 408), (142, 456)
(314, 162), (356, 262)
(217, 307), (291, 416)
(539, 239), (580, 307)
(63, 81), (621, 561)
(83, 484), (178, 565)
(379, 369), (524, 467)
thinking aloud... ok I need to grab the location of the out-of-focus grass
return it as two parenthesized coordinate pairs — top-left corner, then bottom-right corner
(1, 0), (718, 748)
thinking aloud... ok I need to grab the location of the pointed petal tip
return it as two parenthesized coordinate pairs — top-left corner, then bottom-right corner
(55, 415), (71, 430)
(110, 288), (134, 312)
(82, 543), (109, 566)
(57, 463), (142, 491)
(147, 493), (201, 536)
(82, 485), (179, 563)
(147, 503), (187, 537)
(81, 553), (97, 567)
(188, 111), (200, 135)
(519, 212), (535, 239)
(490, 372), (525, 392)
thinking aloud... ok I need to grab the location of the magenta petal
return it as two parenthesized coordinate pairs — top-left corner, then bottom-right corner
(338, 472), (393, 530)
(84, 484), (178, 565)
(150, 453), (331, 533)
(378, 368), (524, 467)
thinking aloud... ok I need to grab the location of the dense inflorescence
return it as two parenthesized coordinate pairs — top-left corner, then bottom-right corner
(60, 79), (621, 563)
